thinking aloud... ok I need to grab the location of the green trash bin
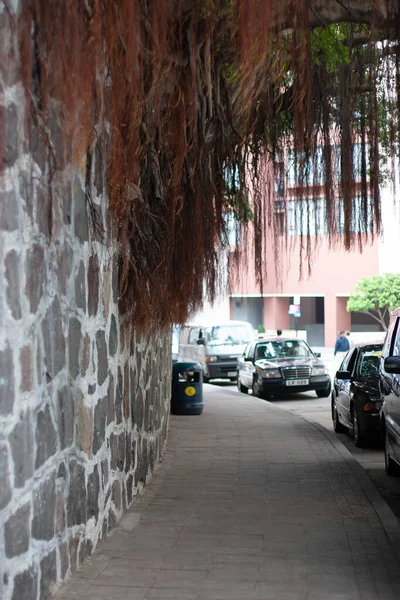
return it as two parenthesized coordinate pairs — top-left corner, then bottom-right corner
(171, 362), (203, 415)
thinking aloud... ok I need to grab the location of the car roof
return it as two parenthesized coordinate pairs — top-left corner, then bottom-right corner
(256, 337), (306, 343)
(353, 341), (383, 350)
(184, 320), (254, 328)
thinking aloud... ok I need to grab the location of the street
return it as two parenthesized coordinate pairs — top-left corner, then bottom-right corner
(226, 383), (400, 524)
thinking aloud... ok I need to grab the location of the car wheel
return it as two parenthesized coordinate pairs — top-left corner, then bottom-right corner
(384, 423), (400, 476)
(332, 395), (346, 433)
(352, 410), (366, 448)
(252, 377), (260, 397)
(316, 381), (332, 398)
(203, 375), (210, 383)
(237, 374), (248, 394)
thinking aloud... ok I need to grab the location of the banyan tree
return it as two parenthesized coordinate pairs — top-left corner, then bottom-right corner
(2, 0), (400, 328)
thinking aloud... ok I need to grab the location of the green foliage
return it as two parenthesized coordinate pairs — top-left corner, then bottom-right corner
(347, 274), (400, 329)
(311, 25), (351, 74)
(257, 324), (265, 334)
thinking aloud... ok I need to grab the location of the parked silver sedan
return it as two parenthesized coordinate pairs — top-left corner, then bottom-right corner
(237, 337), (331, 398)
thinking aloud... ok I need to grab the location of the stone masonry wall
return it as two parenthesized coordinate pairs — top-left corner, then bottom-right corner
(0, 8), (172, 600)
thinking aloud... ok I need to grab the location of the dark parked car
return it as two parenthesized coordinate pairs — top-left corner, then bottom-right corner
(331, 342), (383, 447)
(237, 337), (331, 398)
(380, 308), (400, 475)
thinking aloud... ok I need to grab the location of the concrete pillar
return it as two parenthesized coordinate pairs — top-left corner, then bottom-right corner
(263, 297), (290, 331)
(324, 295), (351, 347)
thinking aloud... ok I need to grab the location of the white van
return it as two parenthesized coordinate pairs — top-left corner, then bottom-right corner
(178, 320), (257, 382)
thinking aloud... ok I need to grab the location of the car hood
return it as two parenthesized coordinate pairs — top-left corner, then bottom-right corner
(209, 344), (248, 357)
(254, 357), (324, 369)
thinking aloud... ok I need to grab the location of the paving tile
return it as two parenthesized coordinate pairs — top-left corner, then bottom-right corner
(56, 387), (400, 600)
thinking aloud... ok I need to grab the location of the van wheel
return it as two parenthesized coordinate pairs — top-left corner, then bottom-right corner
(352, 410), (366, 448)
(203, 376), (209, 383)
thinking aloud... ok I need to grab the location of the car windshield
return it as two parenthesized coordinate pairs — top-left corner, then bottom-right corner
(206, 325), (255, 347)
(255, 340), (313, 360)
(359, 348), (382, 377)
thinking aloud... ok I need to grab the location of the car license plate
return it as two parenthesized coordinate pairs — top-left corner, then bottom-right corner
(286, 379), (309, 386)
(228, 371), (237, 377)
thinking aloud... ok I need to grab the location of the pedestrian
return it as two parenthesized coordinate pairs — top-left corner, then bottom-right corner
(276, 329), (282, 336)
(346, 330), (353, 348)
(334, 330), (350, 366)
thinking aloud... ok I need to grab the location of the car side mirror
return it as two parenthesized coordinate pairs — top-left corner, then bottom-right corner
(314, 352), (321, 358)
(196, 338), (205, 346)
(384, 356), (400, 374)
(335, 370), (351, 380)
(244, 356), (253, 362)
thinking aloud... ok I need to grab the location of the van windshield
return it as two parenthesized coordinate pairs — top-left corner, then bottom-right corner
(206, 325), (255, 347)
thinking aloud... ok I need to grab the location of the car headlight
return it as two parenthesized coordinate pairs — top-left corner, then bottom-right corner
(205, 356), (218, 363)
(311, 366), (328, 376)
(260, 368), (281, 378)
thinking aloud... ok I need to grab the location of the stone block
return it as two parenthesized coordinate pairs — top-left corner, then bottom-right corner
(58, 386), (75, 450)
(56, 490), (65, 534)
(134, 388), (144, 429)
(112, 479), (121, 511)
(0, 444), (12, 509)
(42, 295), (65, 379)
(11, 567), (38, 600)
(32, 473), (56, 540)
(59, 242), (73, 295)
(9, 412), (34, 488)
(127, 475), (134, 505)
(0, 344), (14, 415)
(73, 175), (89, 242)
(107, 374), (115, 423)
(37, 186), (51, 238)
(3, 103), (18, 166)
(109, 313), (118, 356)
(69, 536), (79, 573)
(96, 329), (107, 385)
(103, 269), (111, 319)
(123, 363), (130, 419)
(68, 317), (82, 380)
(75, 260), (86, 312)
(87, 464), (100, 522)
(101, 459), (109, 487)
(110, 432), (125, 471)
(0, 13), (19, 87)
(0, 190), (18, 231)
(20, 172), (34, 219)
(120, 324), (126, 353)
(67, 459), (87, 526)
(115, 366), (123, 423)
(88, 254), (100, 316)
(20, 346), (33, 392)
(79, 539), (93, 567)
(125, 432), (132, 473)
(5, 250), (21, 320)
(59, 541), (69, 579)
(35, 404), (57, 469)
(93, 396), (107, 455)
(40, 550), (57, 599)
(4, 503), (30, 558)
(25, 244), (45, 313)
(81, 333), (90, 376)
(76, 391), (94, 457)
(112, 252), (119, 303)
(30, 119), (47, 173)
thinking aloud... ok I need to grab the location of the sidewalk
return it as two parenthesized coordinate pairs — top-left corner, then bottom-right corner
(56, 385), (400, 600)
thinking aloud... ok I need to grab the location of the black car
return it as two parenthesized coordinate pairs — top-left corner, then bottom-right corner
(331, 342), (383, 447)
(237, 337), (331, 398)
(380, 308), (400, 475)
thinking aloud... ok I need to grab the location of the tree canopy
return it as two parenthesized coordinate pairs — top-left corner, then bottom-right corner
(2, 0), (400, 328)
(347, 273), (400, 331)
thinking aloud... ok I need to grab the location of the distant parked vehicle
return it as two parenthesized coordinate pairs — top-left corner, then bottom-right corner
(179, 320), (257, 382)
(380, 308), (400, 475)
(331, 342), (383, 447)
(237, 337), (331, 398)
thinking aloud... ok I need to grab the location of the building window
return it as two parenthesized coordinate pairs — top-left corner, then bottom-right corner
(335, 196), (374, 233)
(287, 198), (327, 236)
(287, 147), (325, 187)
(224, 212), (241, 246)
(334, 144), (370, 182)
